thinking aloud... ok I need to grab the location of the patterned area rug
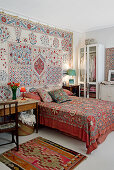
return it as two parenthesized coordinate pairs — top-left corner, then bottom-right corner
(0, 137), (87, 170)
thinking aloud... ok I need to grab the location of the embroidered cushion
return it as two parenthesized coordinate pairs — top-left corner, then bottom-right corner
(37, 88), (52, 102)
(24, 92), (41, 101)
(48, 88), (71, 103)
(29, 88), (38, 95)
(63, 89), (73, 96)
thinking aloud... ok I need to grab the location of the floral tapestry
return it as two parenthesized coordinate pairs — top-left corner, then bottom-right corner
(0, 12), (73, 87)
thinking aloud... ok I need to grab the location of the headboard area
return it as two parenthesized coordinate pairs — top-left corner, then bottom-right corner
(0, 12), (73, 88)
(105, 48), (114, 80)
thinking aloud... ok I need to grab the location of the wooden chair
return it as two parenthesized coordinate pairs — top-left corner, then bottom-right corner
(0, 101), (19, 151)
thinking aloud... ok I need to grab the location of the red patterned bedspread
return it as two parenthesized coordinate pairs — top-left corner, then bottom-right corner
(39, 96), (114, 154)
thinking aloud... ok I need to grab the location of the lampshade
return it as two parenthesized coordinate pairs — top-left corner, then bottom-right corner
(67, 69), (76, 76)
(20, 87), (26, 92)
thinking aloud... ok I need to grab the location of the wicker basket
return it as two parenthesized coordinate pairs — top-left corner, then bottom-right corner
(18, 120), (34, 136)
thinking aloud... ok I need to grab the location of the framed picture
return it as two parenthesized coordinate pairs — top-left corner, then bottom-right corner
(108, 70), (114, 81)
(69, 79), (74, 85)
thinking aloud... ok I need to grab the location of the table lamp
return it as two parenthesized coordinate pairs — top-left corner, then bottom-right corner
(67, 69), (76, 85)
(20, 87), (26, 100)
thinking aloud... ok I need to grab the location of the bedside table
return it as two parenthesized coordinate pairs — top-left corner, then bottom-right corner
(62, 85), (79, 97)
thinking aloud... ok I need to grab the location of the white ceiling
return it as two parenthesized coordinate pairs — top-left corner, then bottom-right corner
(1, 0), (114, 33)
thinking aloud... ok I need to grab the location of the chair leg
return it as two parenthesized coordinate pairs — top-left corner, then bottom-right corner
(16, 136), (19, 151)
(12, 132), (14, 143)
(15, 130), (19, 151)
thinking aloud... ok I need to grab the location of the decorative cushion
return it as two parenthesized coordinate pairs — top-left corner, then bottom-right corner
(37, 88), (52, 102)
(48, 88), (71, 103)
(29, 88), (38, 94)
(63, 89), (73, 96)
(24, 92), (41, 101)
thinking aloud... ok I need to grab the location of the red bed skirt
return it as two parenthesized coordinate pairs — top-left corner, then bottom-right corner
(40, 116), (114, 154)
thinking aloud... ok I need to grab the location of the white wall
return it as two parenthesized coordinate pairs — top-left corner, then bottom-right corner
(73, 32), (85, 84)
(85, 26), (114, 48)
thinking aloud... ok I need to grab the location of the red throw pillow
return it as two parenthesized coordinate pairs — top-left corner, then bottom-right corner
(24, 92), (41, 101)
(63, 89), (73, 96)
(29, 88), (38, 95)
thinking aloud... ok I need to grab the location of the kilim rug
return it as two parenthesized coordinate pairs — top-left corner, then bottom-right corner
(0, 137), (87, 170)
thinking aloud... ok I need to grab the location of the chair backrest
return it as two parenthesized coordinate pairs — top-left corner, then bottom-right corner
(0, 101), (18, 132)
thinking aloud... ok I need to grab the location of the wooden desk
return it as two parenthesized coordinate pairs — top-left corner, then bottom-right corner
(0, 98), (39, 133)
(62, 85), (79, 97)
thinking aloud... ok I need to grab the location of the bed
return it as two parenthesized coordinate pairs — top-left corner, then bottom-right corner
(38, 96), (114, 154)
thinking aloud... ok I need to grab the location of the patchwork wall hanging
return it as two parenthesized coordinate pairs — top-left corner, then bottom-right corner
(0, 12), (73, 88)
(105, 48), (114, 80)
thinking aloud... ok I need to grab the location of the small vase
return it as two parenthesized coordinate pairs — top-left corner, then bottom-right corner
(12, 88), (17, 100)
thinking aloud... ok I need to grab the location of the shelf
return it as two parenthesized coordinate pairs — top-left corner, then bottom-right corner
(88, 82), (96, 85)
(89, 91), (96, 93)
(89, 51), (96, 54)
